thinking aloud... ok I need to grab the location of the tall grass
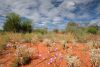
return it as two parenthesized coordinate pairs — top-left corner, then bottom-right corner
(66, 33), (76, 43)
(0, 33), (10, 55)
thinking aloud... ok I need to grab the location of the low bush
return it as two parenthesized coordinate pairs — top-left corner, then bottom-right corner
(90, 49), (100, 67)
(87, 26), (98, 34)
(65, 55), (80, 67)
(22, 55), (31, 65)
(15, 45), (33, 65)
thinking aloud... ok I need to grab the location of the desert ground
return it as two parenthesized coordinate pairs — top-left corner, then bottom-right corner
(0, 32), (100, 67)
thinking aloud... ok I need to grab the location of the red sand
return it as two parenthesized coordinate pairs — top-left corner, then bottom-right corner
(0, 43), (92, 67)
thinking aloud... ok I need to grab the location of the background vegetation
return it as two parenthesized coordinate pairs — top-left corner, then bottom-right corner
(0, 12), (100, 67)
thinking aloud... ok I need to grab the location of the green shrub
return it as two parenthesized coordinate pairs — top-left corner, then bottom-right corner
(3, 12), (33, 33)
(87, 25), (98, 34)
(3, 13), (21, 32)
(53, 29), (59, 33)
(21, 19), (32, 33)
(22, 56), (31, 65)
(34, 28), (47, 35)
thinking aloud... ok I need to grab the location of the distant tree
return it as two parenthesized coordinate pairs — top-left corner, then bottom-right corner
(67, 22), (78, 27)
(3, 13), (21, 32)
(65, 22), (78, 33)
(34, 28), (48, 34)
(87, 25), (98, 34)
(53, 29), (59, 33)
(21, 19), (32, 33)
(3, 12), (33, 33)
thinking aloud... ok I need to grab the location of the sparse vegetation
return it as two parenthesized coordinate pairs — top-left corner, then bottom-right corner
(65, 55), (80, 67)
(0, 34), (9, 55)
(0, 13), (100, 67)
(12, 44), (34, 66)
(87, 25), (98, 34)
(21, 55), (31, 65)
(90, 49), (100, 67)
(66, 33), (75, 43)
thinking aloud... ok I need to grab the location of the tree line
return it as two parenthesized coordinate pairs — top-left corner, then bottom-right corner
(3, 13), (100, 35)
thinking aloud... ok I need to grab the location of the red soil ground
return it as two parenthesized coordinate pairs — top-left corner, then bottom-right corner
(0, 42), (92, 67)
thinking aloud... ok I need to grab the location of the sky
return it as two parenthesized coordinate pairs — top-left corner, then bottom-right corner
(0, 0), (100, 30)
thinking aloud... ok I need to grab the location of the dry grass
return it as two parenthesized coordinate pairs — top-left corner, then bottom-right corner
(86, 34), (100, 49)
(90, 49), (100, 67)
(11, 44), (35, 65)
(0, 33), (9, 55)
(66, 33), (76, 45)
(65, 55), (80, 67)
(0, 32), (100, 67)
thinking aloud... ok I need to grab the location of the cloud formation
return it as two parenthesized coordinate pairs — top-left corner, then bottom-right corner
(0, 0), (100, 29)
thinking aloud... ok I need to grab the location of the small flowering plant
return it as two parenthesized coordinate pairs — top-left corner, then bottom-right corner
(14, 45), (34, 65)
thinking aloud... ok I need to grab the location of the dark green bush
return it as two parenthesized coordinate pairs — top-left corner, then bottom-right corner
(87, 26), (98, 34)
(3, 13), (33, 33)
(21, 19), (32, 33)
(53, 29), (59, 33)
(22, 56), (31, 65)
(3, 13), (21, 32)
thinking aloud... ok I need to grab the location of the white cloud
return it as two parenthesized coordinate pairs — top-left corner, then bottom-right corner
(59, 1), (76, 11)
(96, 5), (100, 14)
(0, 0), (99, 29)
(53, 17), (63, 22)
(90, 17), (100, 26)
(66, 0), (94, 4)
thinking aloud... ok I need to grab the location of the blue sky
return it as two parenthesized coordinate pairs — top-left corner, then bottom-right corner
(0, 0), (100, 29)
